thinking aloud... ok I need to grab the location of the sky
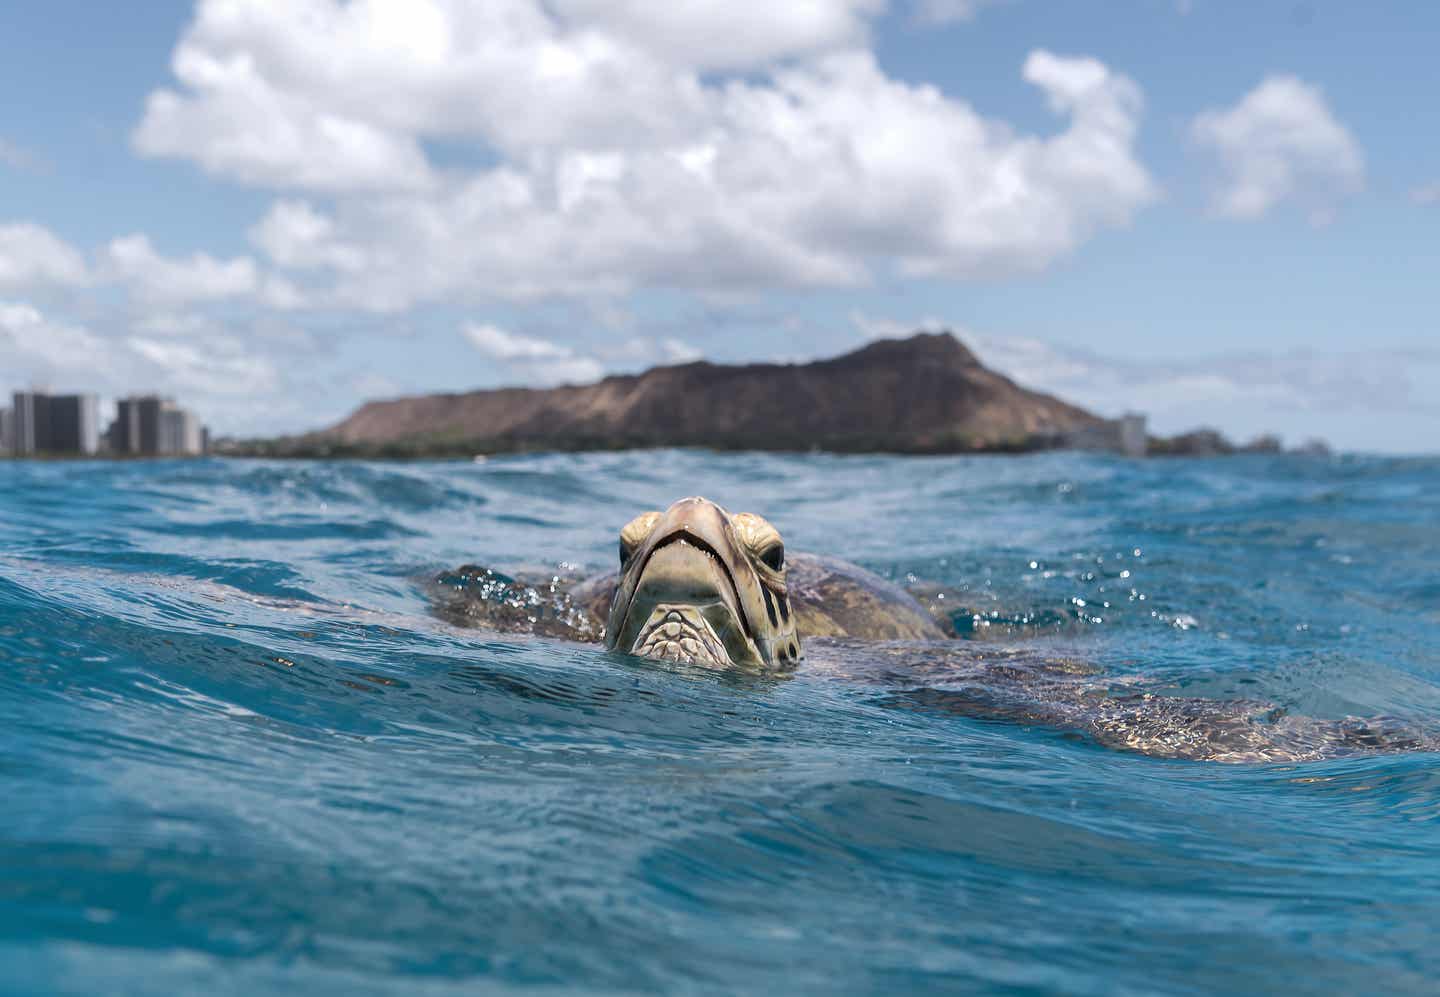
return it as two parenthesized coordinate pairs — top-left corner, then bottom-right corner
(1, 0), (1438, 453)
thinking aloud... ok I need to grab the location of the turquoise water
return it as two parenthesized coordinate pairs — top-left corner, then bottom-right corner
(2, 452), (1438, 994)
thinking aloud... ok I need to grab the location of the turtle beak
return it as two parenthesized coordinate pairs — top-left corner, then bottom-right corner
(605, 497), (766, 668)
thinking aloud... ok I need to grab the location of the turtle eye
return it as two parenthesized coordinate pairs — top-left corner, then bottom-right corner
(759, 544), (784, 572)
(733, 513), (785, 571)
(619, 511), (660, 567)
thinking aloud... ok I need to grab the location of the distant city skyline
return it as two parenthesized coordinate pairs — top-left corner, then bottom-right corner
(2, 2), (1439, 452)
(1, 390), (206, 457)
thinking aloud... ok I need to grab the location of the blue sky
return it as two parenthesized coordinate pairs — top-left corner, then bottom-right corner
(2, 0), (1437, 452)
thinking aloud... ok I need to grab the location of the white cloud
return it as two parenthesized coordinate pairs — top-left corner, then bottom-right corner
(132, 0), (904, 175)
(134, 2), (1156, 305)
(228, 42), (1154, 307)
(462, 321), (604, 384)
(0, 301), (109, 380)
(850, 311), (1440, 448)
(459, 322), (701, 385)
(527, 356), (607, 385)
(1, 295), (298, 436)
(911, 0), (1000, 25)
(851, 310), (943, 343)
(100, 234), (258, 305)
(990, 337), (1440, 443)
(133, 20), (436, 194)
(1191, 75), (1364, 222)
(0, 223), (89, 291)
(127, 335), (279, 396)
(718, 49), (1155, 282)
(131, 0), (695, 189)
(599, 335), (707, 369)
(550, 0), (884, 70)
(0, 224), (302, 311)
(128, 310), (222, 339)
(248, 200), (367, 271)
(659, 338), (703, 363)
(463, 321), (572, 361)
(257, 274), (308, 310)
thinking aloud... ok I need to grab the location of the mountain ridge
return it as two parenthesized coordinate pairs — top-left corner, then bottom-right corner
(266, 331), (1105, 458)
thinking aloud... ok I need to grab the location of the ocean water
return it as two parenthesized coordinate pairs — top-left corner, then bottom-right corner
(2, 451), (1438, 994)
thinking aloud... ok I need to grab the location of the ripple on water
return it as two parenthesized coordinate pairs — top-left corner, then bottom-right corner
(1, 452), (1439, 994)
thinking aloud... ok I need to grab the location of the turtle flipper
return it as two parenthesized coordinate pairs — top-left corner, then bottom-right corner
(429, 564), (606, 642)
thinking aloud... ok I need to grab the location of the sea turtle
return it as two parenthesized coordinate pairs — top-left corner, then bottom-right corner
(432, 496), (947, 666)
(431, 496), (1438, 762)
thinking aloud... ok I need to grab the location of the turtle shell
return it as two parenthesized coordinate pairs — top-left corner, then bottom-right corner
(783, 553), (947, 641)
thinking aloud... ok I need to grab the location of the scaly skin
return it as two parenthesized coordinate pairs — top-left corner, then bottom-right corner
(606, 497), (802, 670)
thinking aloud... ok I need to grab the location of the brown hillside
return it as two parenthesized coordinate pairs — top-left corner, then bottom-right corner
(318, 331), (1103, 454)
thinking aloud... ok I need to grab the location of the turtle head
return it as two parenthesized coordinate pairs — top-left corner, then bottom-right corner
(605, 497), (801, 670)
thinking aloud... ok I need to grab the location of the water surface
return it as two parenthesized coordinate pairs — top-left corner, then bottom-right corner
(2, 452), (1438, 994)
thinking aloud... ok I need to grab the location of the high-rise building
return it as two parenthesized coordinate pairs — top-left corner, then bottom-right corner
(7, 392), (99, 455)
(11, 392), (44, 455)
(138, 396), (165, 455)
(112, 396), (166, 455)
(159, 407), (203, 455)
(0, 407), (12, 453)
(1119, 413), (1149, 459)
(110, 395), (206, 456)
(45, 395), (100, 455)
(182, 411), (204, 455)
(111, 398), (143, 454)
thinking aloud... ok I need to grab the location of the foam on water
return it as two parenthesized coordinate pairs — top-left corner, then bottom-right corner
(2, 451), (1439, 994)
